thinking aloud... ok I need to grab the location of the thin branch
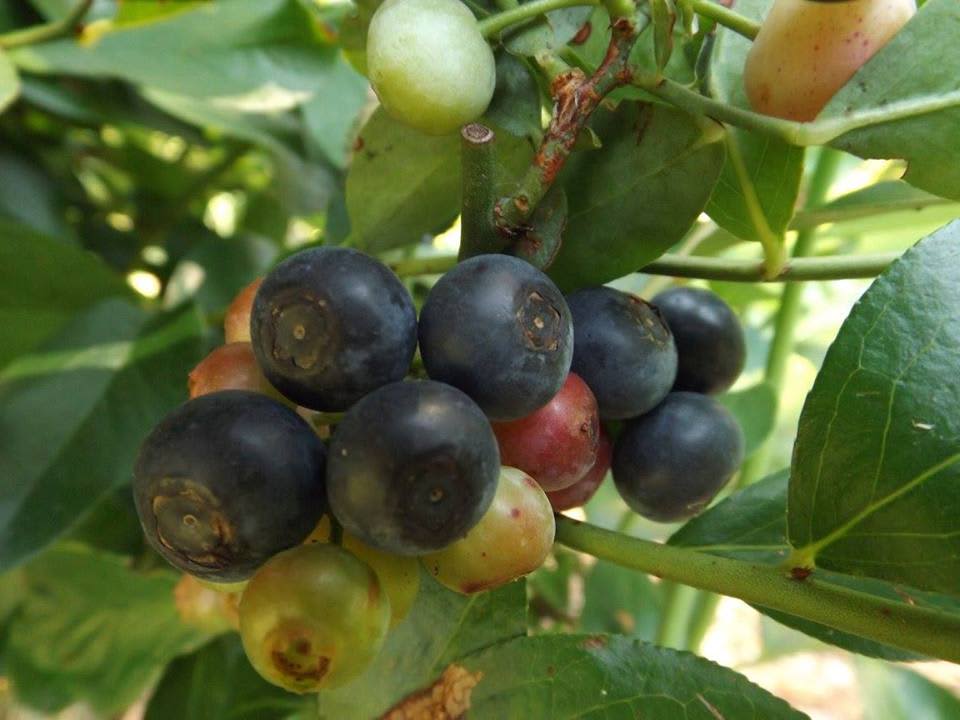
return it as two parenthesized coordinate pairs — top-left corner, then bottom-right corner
(494, 17), (642, 238)
(555, 516), (960, 663)
(0, 0), (94, 49)
(685, 0), (759, 40)
(478, 0), (599, 38)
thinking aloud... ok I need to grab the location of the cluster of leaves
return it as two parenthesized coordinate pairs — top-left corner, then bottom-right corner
(1, 0), (959, 718)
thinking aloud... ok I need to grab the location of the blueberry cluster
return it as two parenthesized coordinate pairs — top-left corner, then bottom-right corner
(132, 248), (745, 693)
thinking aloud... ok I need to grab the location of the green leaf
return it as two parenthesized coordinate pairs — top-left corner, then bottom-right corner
(857, 659), (960, 720)
(650, 0), (675, 74)
(301, 57), (368, 169)
(705, 0), (804, 241)
(0, 48), (19, 115)
(788, 220), (960, 595)
(163, 234), (279, 316)
(345, 110), (531, 252)
(548, 102), (725, 291)
(671, 472), (960, 660)
(0, 151), (76, 242)
(823, 0), (960, 200)
(11, 0), (336, 111)
(0, 300), (204, 572)
(0, 220), (129, 369)
(7, 545), (211, 715)
(145, 635), (313, 720)
(793, 180), (959, 231)
(580, 560), (661, 640)
(463, 634), (807, 719)
(345, 109), (461, 251)
(316, 573), (527, 719)
(718, 382), (778, 459)
(503, 7), (594, 57)
(141, 88), (334, 214)
(485, 51), (542, 141)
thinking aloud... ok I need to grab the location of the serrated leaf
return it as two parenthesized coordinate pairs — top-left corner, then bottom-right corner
(671, 471), (960, 660)
(316, 573), (527, 719)
(0, 300), (204, 572)
(719, 382), (778, 459)
(0, 220), (129, 369)
(7, 545), (211, 715)
(704, 0), (804, 242)
(0, 48), (19, 115)
(11, 0), (336, 110)
(548, 102), (725, 291)
(462, 634), (808, 719)
(145, 635), (313, 720)
(788, 221), (960, 595)
(823, 0), (960, 200)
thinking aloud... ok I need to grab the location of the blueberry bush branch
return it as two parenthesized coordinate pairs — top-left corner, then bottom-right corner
(459, 123), (505, 260)
(555, 515), (960, 663)
(493, 17), (642, 242)
(392, 251), (900, 282)
(0, 0), (94, 49)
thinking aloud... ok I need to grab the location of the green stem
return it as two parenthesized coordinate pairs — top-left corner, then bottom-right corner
(0, 0), (93, 49)
(555, 517), (960, 663)
(791, 193), (955, 230)
(391, 252), (897, 282)
(723, 133), (785, 278)
(638, 77), (960, 147)
(737, 148), (844, 489)
(643, 251), (898, 282)
(685, 0), (759, 40)
(684, 591), (720, 651)
(459, 123), (504, 260)
(478, 0), (599, 38)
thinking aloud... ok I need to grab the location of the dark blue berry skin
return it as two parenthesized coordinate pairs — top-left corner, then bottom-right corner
(566, 287), (677, 420)
(418, 255), (573, 421)
(133, 391), (327, 582)
(250, 247), (417, 411)
(652, 287), (745, 395)
(327, 380), (500, 555)
(612, 392), (744, 522)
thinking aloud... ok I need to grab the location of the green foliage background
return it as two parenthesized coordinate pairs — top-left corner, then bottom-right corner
(1, 0), (959, 718)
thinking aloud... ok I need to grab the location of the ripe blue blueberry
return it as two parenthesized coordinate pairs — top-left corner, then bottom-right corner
(327, 380), (500, 555)
(612, 392), (744, 522)
(566, 286), (677, 420)
(418, 254), (574, 420)
(653, 287), (745, 395)
(250, 247), (417, 411)
(133, 391), (327, 581)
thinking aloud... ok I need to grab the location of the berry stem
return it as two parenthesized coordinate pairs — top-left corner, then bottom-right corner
(682, 0), (759, 40)
(390, 251), (899, 282)
(493, 17), (642, 239)
(554, 516), (960, 663)
(478, 0), (600, 39)
(0, 0), (94, 49)
(459, 123), (506, 260)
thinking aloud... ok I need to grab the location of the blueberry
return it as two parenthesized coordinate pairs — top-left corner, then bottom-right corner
(133, 391), (327, 581)
(652, 287), (745, 395)
(418, 254), (573, 420)
(327, 380), (500, 555)
(612, 392), (744, 522)
(566, 286), (677, 420)
(250, 247), (417, 411)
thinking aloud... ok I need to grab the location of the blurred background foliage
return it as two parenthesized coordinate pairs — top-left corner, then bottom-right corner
(1, 0), (959, 718)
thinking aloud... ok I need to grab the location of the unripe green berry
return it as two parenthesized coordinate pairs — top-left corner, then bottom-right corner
(366, 0), (496, 135)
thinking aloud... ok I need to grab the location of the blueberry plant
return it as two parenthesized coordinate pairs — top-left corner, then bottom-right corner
(1, 0), (959, 718)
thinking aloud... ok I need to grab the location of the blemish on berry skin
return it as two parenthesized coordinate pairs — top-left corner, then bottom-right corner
(510, 508), (521, 519)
